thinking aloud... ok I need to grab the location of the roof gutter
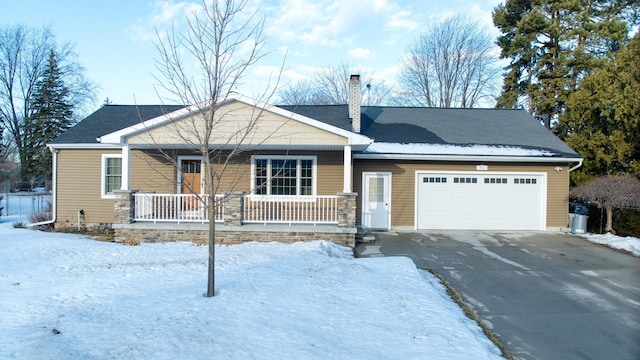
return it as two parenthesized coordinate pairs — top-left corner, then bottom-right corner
(28, 146), (58, 228)
(48, 143), (121, 150)
(353, 153), (582, 163)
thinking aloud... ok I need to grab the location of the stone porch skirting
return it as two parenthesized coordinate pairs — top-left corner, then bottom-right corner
(112, 222), (357, 248)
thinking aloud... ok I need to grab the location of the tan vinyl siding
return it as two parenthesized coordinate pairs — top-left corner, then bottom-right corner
(546, 164), (570, 228)
(55, 149), (121, 226)
(124, 150), (344, 196)
(56, 149), (345, 227)
(316, 152), (344, 195)
(354, 160), (571, 229)
(130, 150), (177, 193)
(126, 101), (347, 147)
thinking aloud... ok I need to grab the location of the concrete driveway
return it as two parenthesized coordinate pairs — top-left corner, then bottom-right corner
(355, 231), (640, 360)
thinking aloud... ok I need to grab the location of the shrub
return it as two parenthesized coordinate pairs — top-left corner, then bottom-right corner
(123, 235), (141, 246)
(615, 209), (640, 238)
(572, 175), (640, 234)
(29, 211), (50, 223)
(12, 222), (26, 228)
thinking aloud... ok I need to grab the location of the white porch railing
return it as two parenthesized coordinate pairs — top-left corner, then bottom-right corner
(243, 195), (339, 225)
(134, 193), (224, 223)
(133, 193), (340, 225)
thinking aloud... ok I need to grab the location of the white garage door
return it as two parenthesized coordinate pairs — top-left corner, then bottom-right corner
(416, 172), (545, 230)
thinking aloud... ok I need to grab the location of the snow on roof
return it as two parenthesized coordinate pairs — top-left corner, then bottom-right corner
(364, 142), (556, 157)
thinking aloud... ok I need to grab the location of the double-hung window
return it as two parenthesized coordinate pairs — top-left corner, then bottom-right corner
(252, 156), (316, 196)
(102, 155), (122, 198)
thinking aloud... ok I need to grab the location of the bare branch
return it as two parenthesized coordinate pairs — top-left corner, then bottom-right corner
(150, 0), (284, 297)
(399, 16), (500, 108)
(277, 61), (394, 106)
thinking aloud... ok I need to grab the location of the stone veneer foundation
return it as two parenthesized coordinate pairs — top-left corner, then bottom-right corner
(113, 223), (356, 248)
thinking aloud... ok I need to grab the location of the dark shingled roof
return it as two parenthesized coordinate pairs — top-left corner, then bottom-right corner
(50, 104), (185, 144)
(53, 103), (579, 158)
(279, 105), (580, 158)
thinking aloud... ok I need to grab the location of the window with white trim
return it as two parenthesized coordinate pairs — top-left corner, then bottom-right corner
(253, 156), (316, 195)
(102, 155), (122, 197)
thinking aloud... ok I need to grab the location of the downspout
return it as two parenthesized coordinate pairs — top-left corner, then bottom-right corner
(28, 146), (57, 227)
(569, 159), (583, 172)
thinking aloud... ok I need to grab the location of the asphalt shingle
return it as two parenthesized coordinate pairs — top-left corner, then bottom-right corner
(53, 103), (579, 158)
(50, 104), (185, 144)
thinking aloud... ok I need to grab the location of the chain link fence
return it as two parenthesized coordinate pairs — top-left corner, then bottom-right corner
(1, 181), (51, 218)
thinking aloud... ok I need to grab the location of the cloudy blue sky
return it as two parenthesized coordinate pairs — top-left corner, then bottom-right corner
(3, 0), (503, 111)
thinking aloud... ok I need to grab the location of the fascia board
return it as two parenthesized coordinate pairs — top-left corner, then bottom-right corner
(353, 153), (583, 163)
(48, 143), (122, 150)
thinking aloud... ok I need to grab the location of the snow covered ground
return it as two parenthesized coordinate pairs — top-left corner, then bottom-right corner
(0, 214), (504, 360)
(582, 233), (640, 257)
(2, 192), (637, 359)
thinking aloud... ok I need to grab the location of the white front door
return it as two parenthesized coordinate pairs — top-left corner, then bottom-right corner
(362, 172), (391, 230)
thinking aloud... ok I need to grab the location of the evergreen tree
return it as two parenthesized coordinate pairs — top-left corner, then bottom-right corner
(0, 25), (94, 183)
(23, 50), (74, 180)
(561, 35), (640, 184)
(493, 0), (632, 128)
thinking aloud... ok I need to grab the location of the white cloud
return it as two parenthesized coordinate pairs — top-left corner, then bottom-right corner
(264, 0), (411, 50)
(264, 0), (328, 43)
(128, 1), (202, 42)
(384, 10), (420, 32)
(348, 48), (371, 59)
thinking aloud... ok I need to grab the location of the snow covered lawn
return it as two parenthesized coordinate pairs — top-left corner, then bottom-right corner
(0, 215), (503, 360)
(582, 233), (640, 257)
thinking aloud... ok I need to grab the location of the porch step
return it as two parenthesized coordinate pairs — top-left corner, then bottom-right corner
(356, 234), (376, 244)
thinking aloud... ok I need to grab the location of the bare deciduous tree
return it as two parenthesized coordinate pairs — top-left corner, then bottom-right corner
(398, 15), (500, 108)
(153, 0), (282, 297)
(278, 62), (393, 106)
(277, 79), (318, 105)
(0, 24), (95, 174)
(571, 175), (640, 234)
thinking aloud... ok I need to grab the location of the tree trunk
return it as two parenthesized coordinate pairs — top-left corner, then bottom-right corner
(604, 204), (615, 234)
(207, 202), (216, 297)
(205, 158), (216, 297)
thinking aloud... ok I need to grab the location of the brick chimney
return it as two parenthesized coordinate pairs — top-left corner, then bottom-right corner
(348, 74), (361, 133)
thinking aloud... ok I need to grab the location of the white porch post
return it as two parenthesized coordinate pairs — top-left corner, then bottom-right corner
(343, 145), (352, 193)
(121, 144), (130, 190)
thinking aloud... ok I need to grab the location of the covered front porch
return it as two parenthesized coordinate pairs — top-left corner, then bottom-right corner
(112, 190), (358, 247)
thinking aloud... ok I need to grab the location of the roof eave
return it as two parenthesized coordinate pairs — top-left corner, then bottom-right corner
(48, 143), (122, 150)
(353, 153), (583, 163)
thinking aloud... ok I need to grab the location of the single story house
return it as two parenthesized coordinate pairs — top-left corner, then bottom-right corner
(48, 75), (582, 247)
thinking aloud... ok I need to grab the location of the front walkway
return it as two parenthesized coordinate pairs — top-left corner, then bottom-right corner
(356, 231), (640, 360)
